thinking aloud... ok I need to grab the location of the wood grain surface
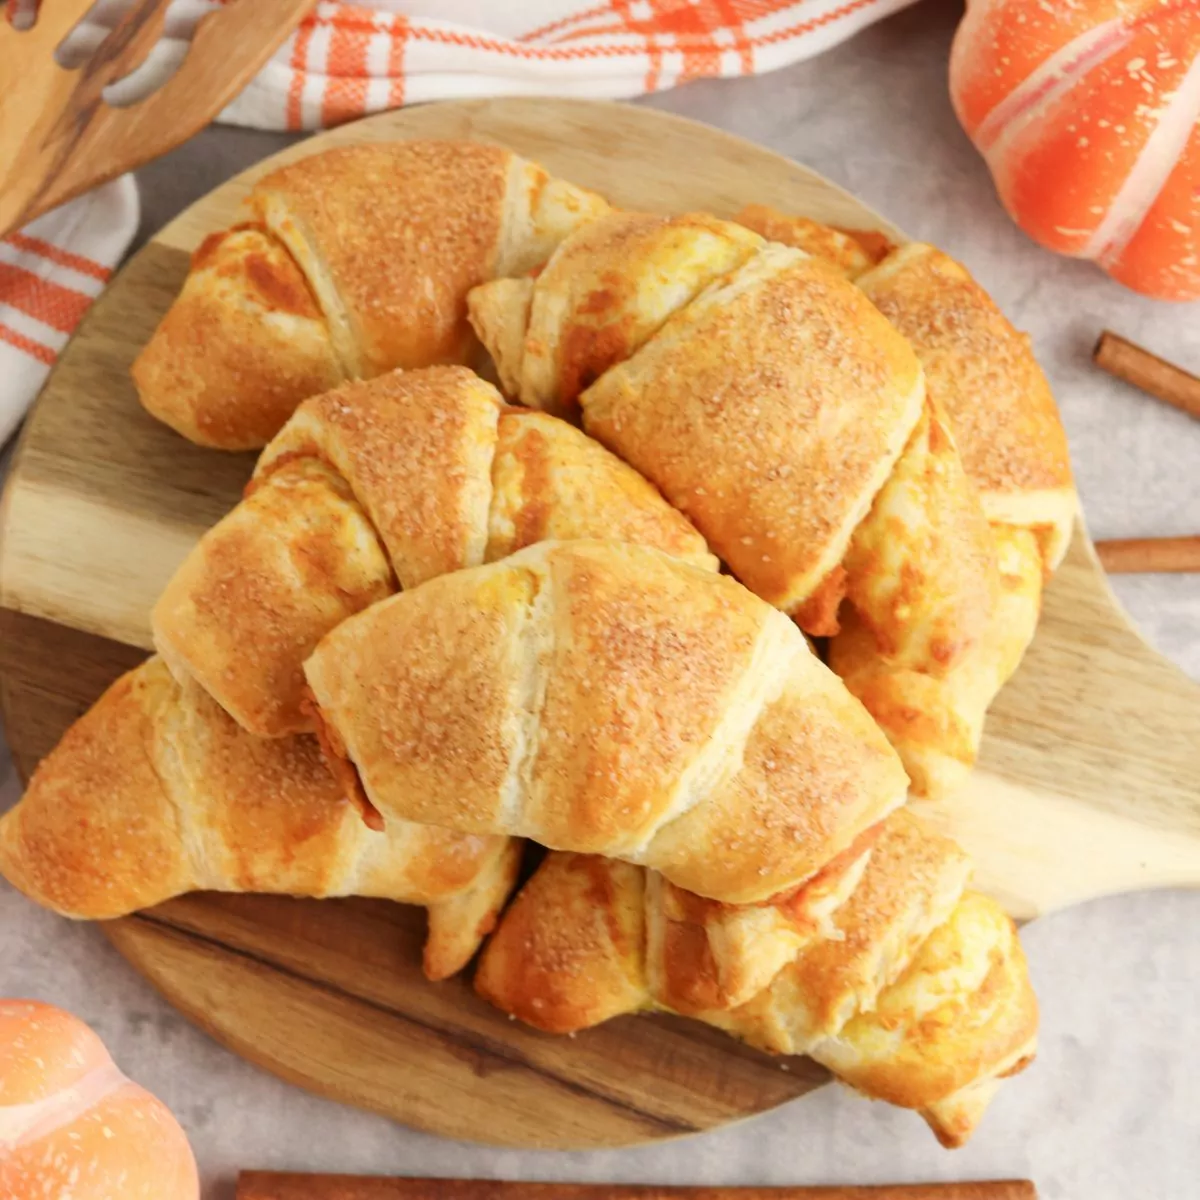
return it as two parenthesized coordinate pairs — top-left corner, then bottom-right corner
(235, 1177), (1037, 1200)
(103, 891), (828, 1149)
(1, 97), (1199, 1149)
(0, 0), (314, 236)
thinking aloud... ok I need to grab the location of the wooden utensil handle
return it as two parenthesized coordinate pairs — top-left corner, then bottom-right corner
(236, 1175), (1037, 1200)
(1, 0), (314, 234)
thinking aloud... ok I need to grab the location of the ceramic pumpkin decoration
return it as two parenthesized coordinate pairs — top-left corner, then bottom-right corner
(0, 1000), (199, 1199)
(950, 0), (1200, 300)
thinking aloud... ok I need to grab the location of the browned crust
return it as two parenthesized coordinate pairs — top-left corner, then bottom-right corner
(486, 408), (717, 569)
(558, 295), (641, 405)
(0, 664), (188, 918)
(254, 366), (501, 591)
(153, 457), (395, 738)
(734, 205), (894, 276)
(790, 565), (848, 637)
(825, 897), (1040, 1114)
(302, 687), (383, 831)
(857, 244), (1074, 503)
(132, 225), (343, 449)
(474, 852), (647, 1034)
(250, 141), (514, 374)
(653, 822), (884, 1016)
(580, 249), (924, 620)
(839, 397), (999, 678)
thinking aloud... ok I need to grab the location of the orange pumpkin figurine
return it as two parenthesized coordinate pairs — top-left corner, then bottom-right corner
(0, 1000), (199, 1198)
(951, 0), (1200, 300)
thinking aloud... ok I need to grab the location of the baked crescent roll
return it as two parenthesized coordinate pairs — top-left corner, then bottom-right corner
(304, 539), (909, 905)
(832, 522), (1044, 796)
(847, 245), (1076, 791)
(854, 242), (1077, 569)
(728, 211), (1079, 794)
(841, 397), (998, 673)
(469, 828), (880, 1037)
(470, 211), (765, 416)
(152, 366), (714, 739)
(133, 140), (610, 449)
(468, 211), (998, 692)
(130, 226), (345, 448)
(730, 214), (1076, 566)
(0, 658), (520, 981)
(475, 811), (1037, 1148)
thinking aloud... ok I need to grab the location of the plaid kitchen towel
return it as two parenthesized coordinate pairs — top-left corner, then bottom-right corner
(0, 176), (138, 447)
(1, 0), (916, 444)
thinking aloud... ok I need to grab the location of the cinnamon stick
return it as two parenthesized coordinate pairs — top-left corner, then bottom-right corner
(1096, 536), (1200, 574)
(236, 1175), (1037, 1200)
(1094, 331), (1200, 421)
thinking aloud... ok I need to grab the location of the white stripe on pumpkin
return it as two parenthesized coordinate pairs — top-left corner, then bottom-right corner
(1088, 52), (1200, 266)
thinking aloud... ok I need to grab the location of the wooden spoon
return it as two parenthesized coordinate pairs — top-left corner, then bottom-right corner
(0, 0), (315, 237)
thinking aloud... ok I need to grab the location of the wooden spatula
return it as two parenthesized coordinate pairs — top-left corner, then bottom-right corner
(236, 1177), (1038, 1200)
(0, 0), (315, 238)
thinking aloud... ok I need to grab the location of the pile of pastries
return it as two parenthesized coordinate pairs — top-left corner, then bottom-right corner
(0, 139), (1078, 1148)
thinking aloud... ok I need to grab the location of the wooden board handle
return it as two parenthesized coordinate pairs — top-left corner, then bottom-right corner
(236, 1175), (1038, 1200)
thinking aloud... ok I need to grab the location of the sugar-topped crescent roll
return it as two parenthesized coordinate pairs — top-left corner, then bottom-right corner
(476, 810), (1037, 1148)
(468, 211), (1001, 798)
(304, 539), (909, 905)
(854, 241), (1077, 568)
(152, 366), (714, 738)
(133, 140), (610, 449)
(468, 212), (998, 671)
(0, 658), (520, 981)
(735, 209), (1078, 796)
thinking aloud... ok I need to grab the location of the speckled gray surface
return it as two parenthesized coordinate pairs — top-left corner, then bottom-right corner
(2, 3), (1198, 1197)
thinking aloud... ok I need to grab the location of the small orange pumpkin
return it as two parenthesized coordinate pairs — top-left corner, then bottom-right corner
(0, 1000), (199, 1199)
(950, 0), (1200, 300)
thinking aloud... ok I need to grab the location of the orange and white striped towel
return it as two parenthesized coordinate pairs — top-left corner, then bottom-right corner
(2, 0), (915, 444)
(0, 177), (138, 447)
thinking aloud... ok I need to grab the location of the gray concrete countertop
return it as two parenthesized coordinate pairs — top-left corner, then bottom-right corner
(2, 3), (1197, 1197)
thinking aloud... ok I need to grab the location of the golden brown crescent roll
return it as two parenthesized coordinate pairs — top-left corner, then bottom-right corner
(304, 539), (909, 905)
(475, 811), (1037, 1148)
(690, 210), (1077, 795)
(152, 366), (714, 739)
(468, 212), (998, 691)
(832, 522), (1044, 796)
(734, 215), (1077, 569)
(471, 211), (764, 416)
(728, 213), (1076, 557)
(854, 242), (1077, 568)
(133, 140), (610, 449)
(840, 396), (998, 674)
(832, 242), (1075, 795)
(130, 226), (345, 448)
(0, 659), (520, 981)
(470, 827), (880, 1037)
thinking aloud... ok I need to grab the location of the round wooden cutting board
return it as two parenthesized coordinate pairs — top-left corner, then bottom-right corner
(2, 98), (1199, 1150)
